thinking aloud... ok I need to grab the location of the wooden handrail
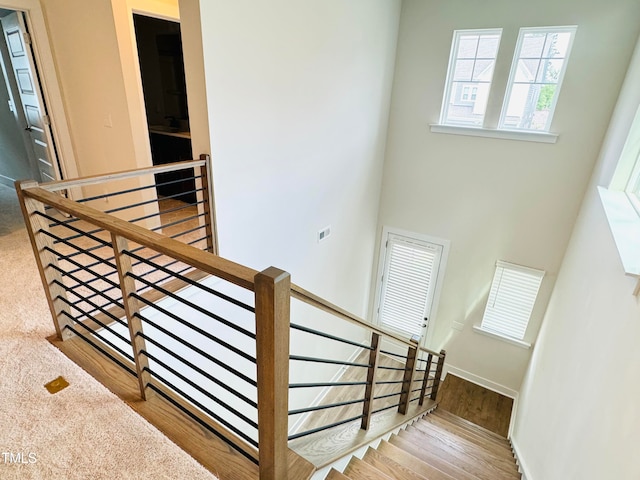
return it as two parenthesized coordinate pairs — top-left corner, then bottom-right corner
(290, 284), (442, 358)
(18, 183), (257, 291)
(37, 159), (208, 192)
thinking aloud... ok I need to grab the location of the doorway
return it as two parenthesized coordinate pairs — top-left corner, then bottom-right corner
(0, 9), (61, 185)
(133, 14), (194, 204)
(374, 227), (449, 348)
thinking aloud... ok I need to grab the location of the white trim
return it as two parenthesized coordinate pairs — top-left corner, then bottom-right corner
(0, 173), (13, 187)
(372, 226), (450, 350)
(598, 186), (640, 278)
(430, 124), (558, 143)
(473, 325), (532, 349)
(0, 0), (79, 182)
(511, 437), (533, 480)
(508, 394), (519, 439)
(443, 364), (519, 399)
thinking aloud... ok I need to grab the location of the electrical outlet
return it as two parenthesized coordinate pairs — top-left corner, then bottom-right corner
(318, 225), (331, 242)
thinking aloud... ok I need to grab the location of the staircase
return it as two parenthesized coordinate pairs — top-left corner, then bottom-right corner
(326, 409), (521, 480)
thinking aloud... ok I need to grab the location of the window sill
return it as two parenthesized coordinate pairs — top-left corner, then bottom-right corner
(472, 325), (532, 349)
(430, 124), (558, 144)
(597, 186), (640, 280)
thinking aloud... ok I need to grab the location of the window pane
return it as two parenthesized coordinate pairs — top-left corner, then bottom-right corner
(477, 35), (500, 58)
(520, 33), (545, 58)
(537, 59), (563, 83)
(441, 29), (502, 126)
(514, 59), (540, 83)
(500, 26), (576, 132)
(453, 59), (474, 81)
(543, 32), (572, 58)
(457, 35), (479, 58)
(502, 83), (557, 131)
(472, 59), (494, 81)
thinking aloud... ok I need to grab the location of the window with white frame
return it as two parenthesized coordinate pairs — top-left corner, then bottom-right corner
(598, 104), (640, 286)
(437, 26), (577, 138)
(499, 26), (576, 132)
(480, 261), (544, 342)
(440, 29), (502, 127)
(626, 153), (640, 213)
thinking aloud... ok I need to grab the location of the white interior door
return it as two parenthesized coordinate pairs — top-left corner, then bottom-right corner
(375, 230), (445, 346)
(1, 11), (60, 183)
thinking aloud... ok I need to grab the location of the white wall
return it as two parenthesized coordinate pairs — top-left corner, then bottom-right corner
(43, 0), (139, 177)
(195, 0), (401, 410)
(512, 32), (640, 480)
(377, 0), (640, 392)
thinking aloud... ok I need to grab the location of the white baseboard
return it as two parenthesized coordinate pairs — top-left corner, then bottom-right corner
(0, 174), (15, 188)
(510, 437), (532, 480)
(443, 364), (518, 399)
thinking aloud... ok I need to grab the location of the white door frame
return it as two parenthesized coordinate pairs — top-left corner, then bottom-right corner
(372, 226), (450, 349)
(0, 0), (78, 182)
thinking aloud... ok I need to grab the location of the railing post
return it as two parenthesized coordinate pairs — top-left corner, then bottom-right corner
(15, 182), (74, 340)
(430, 349), (446, 401)
(255, 266), (291, 480)
(419, 353), (433, 406)
(361, 332), (381, 430)
(398, 340), (418, 415)
(198, 154), (218, 255)
(111, 233), (152, 400)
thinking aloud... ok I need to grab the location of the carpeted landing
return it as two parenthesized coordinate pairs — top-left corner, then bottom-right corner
(0, 184), (218, 480)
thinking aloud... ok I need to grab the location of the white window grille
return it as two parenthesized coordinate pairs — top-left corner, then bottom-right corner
(499, 26), (576, 132)
(440, 29), (502, 127)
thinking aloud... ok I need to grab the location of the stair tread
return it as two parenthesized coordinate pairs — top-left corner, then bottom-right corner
(389, 434), (480, 480)
(362, 447), (428, 480)
(377, 440), (457, 480)
(399, 427), (520, 480)
(432, 409), (509, 443)
(326, 468), (351, 480)
(413, 420), (517, 465)
(422, 414), (513, 453)
(407, 424), (519, 476)
(344, 456), (394, 480)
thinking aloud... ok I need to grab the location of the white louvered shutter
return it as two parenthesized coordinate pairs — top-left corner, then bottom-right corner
(481, 261), (544, 340)
(378, 234), (442, 339)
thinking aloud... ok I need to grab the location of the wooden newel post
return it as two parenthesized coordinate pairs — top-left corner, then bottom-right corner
(430, 349), (446, 401)
(198, 154), (218, 255)
(255, 266), (291, 480)
(111, 234), (152, 400)
(419, 353), (433, 406)
(398, 339), (418, 415)
(15, 181), (74, 341)
(361, 332), (381, 430)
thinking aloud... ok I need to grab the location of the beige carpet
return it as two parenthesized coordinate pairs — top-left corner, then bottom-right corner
(0, 184), (218, 480)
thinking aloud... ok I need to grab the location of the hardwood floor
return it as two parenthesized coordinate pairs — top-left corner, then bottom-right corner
(436, 374), (513, 437)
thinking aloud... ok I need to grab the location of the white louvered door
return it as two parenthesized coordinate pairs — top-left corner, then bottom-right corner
(376, 232), (443, 344)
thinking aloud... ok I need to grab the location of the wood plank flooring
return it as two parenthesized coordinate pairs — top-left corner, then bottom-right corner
(436, 374), (513, 437)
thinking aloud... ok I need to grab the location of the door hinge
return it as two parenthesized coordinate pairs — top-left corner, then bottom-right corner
(42, 115), (51, 126)
(23, 32), (32, 45)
